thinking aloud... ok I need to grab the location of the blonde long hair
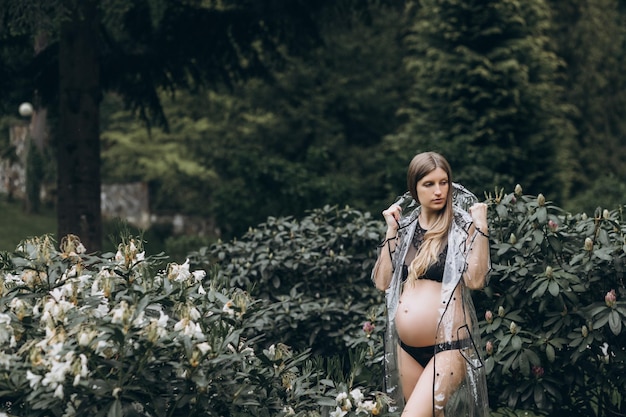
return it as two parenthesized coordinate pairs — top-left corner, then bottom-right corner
(406, 152), (454, 282)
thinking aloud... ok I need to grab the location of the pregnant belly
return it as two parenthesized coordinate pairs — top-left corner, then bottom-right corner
(394, 280), (443, 347)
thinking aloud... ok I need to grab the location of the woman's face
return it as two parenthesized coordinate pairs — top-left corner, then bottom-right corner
(416, 167), (449, 214)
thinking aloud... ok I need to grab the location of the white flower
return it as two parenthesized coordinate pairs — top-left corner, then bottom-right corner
(132, 311), (146, 327)
(343, 399), (352, 411)
(267, 344), (276, 359)
(145, 310), (169, 341)
(196, 342), (211, 355)
(174, 318), (205, 340)
(0, 352), (13, 369)
(168, 259), (192, 283)
(192, 270), (206, 282)
(356, 400), (376, 414)
(350, 388), (364, 404)
(54, 384), (64, 399)
(0, 313), (14, 346)
(42, 353), (74, 395)
(222, 301), (235, 316)
(111, 301), (129, 325)
(92, 301), (110, 318)
(336, 392), (348, 402)
(188, 306), (201, 321)
(5, 272), (26, 286)
(330, 406), (348, 417)
(26, 370), (43, 389)
(78, 330), (97, 347)
(73, 353), (89, 386)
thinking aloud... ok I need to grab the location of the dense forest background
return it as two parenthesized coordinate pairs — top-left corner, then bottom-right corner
(0, 0), (625, 246)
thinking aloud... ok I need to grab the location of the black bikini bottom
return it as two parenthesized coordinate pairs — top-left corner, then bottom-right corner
(400, 339), (471, 368)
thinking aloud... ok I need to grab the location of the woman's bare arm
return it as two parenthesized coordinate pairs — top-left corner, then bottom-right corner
(463, 203), (490, 290)
(372, 204), (402, 291)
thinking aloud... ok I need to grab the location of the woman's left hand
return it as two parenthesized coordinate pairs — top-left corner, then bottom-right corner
(469, 202), (488, 230)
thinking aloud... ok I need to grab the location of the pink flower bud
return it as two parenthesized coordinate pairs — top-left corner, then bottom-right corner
(485, 310), (493, 324)
(548, 220), (558, 232)
(486, 341), (493, 355)
(362, 321), (375, 336)
(532, 365), (544, 378)
(605, 289), (617, 307)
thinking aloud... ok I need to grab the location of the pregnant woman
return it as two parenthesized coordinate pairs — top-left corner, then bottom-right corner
(372, 152), (490, 417)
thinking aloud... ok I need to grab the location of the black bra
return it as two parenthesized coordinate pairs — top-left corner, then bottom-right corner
(402, 223), (447, 282)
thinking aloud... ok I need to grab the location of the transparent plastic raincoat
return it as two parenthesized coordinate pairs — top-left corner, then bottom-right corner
(373, 183), (490, 416)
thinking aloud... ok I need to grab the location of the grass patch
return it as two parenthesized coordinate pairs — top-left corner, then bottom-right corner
(0, 196), (212, 262)
(0, 197), (57, 252)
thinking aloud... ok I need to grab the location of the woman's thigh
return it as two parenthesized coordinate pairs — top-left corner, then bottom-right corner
(398, 347), (426, 402)
(401, 350), (466, 417)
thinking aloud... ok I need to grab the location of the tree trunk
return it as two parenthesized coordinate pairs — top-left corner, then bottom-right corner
(57, 0), (102, 251)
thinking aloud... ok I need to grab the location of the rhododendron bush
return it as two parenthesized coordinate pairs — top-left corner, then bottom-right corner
(2, 194), (626, 417)
(0, 234), (391, 417)
(479, 187), (626, 417)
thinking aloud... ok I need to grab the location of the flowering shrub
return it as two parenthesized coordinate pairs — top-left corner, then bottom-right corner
(8, 191), (624, 417)
(189, 205), (386, 361)
(0, 234), (393, 417)
(480, 187), (626, 416)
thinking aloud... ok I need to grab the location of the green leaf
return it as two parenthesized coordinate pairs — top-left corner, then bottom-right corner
(531, 280), (549, 298)
(546, 343), (556, 362)
(518, 350), (530, 376)
(547, 235), (562, 252)
(108, 400), (122, 417)
(548, 281), (560, 297)
(536, 207), (547, 224)
(593, 312), (610, 329)
(496, 204), (509, 219)
(609, 310), (622, 335)
(534, 384), (545, 407)
(498, 333), (513, 350)
(593, 247), (614, 261)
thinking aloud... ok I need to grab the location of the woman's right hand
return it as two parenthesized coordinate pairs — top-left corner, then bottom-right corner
(382, 204), (402, 232)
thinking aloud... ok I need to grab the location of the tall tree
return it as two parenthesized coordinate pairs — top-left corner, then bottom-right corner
(56, 0), (102, 250)
(546, 0), (626, 212)
(390, 0), (576, 199)
(99, 1), (410, 238)
(1, 0), (357, 250)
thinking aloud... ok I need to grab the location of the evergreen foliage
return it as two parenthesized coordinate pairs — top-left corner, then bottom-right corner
(100, 2), (409, 239)
(391, 0), (575, 200)
(546, 0), (626, 213)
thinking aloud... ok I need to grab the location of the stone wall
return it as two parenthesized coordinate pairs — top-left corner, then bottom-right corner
(101, 182), (151, 230)
(0, 125), (28, 200)
(2, 125), (217, 237)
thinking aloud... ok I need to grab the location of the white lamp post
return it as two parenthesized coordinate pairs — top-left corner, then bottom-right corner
(18, 102), (34, 118)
